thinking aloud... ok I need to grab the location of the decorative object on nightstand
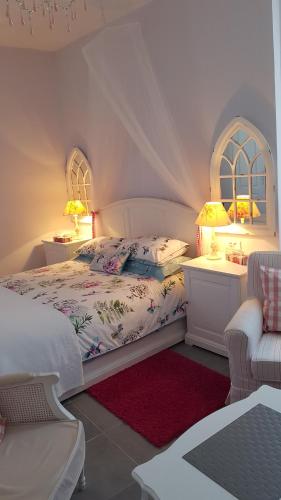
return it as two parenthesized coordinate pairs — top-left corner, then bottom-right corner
(195, 202), (231, 260)
(228, 195), (261, 224)
(63, 200), (86, 238)
(42, 237), (90, 265)
(53, 234), (73, 243)
(225, 241), (248, 266)
(182, 257), (247, 356)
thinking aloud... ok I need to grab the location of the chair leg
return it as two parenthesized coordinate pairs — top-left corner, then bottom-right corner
(77, 467), (86, 491)
(225, 390), (230, 406)
(141, 490), (149, 500)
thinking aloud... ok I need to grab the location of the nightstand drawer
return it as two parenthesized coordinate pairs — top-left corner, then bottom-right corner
(187, 269), (231, 298)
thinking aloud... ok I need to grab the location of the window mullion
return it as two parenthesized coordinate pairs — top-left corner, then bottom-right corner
(211, 118), (274, 233)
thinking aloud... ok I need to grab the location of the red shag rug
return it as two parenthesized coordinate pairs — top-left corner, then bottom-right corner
(87, 350), (230, 447)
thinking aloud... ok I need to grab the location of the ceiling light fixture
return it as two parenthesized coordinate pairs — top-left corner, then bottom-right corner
(5, 0), (89, 34)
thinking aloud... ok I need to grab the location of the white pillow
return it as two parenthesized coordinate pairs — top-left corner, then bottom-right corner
(122, 236), (189, 265)
(76, 236), (125, 257)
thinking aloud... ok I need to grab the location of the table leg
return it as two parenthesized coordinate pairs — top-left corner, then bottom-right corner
(141, 489), (149, 500)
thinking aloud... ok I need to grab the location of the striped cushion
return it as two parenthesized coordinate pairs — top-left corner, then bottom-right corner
(251, 332), (281, 381)
(0, 415), (6, 444)
(260, 265), (281, 332)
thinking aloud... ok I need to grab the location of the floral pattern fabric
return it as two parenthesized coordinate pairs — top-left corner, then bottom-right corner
(77, 235), (189, 266)
(77, 236), (125, 258)
(90, 249), (130, 275)
(121, 236), (189, 265)
(0, 260), (186, 362)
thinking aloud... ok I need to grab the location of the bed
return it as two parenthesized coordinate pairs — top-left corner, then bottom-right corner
(0, 198), (197, 399)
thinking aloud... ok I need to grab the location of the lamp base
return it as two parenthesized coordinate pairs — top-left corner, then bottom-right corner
(206, 253), (222, 260)
(207, 228), (221, 260)
(73, 214), (80, 239)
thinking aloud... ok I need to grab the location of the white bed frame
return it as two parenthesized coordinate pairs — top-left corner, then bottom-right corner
(62, 197), (197, 400)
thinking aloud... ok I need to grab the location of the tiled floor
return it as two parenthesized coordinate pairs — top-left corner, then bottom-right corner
(66, 342), (229, 500)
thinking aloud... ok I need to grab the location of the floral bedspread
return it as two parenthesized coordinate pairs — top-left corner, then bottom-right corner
(0, 260), (187, 362)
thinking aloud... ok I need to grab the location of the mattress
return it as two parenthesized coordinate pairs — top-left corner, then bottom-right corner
(0, 260), (186, 362)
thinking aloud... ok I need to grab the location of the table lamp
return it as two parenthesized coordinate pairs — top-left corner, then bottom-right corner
(196, 202), (231, 260)
(228, 195), (261, 224)
(63, 200), (86, 237)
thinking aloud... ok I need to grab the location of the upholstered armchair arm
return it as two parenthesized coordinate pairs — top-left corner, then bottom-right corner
(0, 373), (75, 424)
(224, 298), (263, 382)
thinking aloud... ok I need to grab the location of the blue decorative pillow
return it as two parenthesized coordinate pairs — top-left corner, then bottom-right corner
(123, 256), (189, 281)
(74, 254), (93, 264)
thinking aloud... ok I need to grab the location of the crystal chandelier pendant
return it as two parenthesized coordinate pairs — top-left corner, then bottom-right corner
(6, 0), (13, 25)
(5, 0), (89, 35)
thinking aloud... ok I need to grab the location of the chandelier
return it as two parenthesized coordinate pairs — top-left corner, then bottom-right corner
(4, 1), (103, 34)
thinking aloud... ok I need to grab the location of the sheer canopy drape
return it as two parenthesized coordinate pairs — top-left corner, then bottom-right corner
(83, 23), (204, 212)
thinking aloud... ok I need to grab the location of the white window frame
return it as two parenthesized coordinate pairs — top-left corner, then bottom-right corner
(210, 117), (276, 236)
(66, 147), (92, 216)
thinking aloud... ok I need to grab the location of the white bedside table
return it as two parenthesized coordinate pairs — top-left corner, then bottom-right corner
(181, 256), (247, 356)
(42, 237), (90, 265)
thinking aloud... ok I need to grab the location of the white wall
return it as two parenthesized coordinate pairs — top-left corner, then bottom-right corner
(0, 0), (276, 274)
(0, 48), (70, 274)
(56, 0), (278, 253)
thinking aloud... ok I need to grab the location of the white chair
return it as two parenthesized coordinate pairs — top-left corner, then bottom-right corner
(225, 251), (281, 404)
(0, 372), (86, 500)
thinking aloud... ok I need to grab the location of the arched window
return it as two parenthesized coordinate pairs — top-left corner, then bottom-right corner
(66, 148), (92, 215)
(211, 117), (275, 234)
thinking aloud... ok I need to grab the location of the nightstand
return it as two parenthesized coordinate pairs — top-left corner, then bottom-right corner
(42, 237), (90, 265)
(182, 256), (247, 356)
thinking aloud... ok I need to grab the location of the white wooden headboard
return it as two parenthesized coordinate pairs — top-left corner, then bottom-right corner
(95, 197), (198, 257)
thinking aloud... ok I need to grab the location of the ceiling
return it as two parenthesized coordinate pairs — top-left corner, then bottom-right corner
(0, 0), (151, 52)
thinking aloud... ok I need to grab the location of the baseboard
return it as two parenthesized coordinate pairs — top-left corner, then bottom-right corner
(185, 333), (228, 358)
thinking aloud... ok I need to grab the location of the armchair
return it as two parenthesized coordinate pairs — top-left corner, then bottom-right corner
(0, 372), (85, 500)
(225, 252), (281, 403)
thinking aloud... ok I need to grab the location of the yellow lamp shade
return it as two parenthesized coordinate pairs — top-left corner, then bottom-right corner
(63, 200), (86, 216)
(195, 202), (231, 227)
(228, 195), (261, 222)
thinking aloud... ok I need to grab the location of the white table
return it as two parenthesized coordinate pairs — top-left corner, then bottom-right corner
(132, 385), (281, 499)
